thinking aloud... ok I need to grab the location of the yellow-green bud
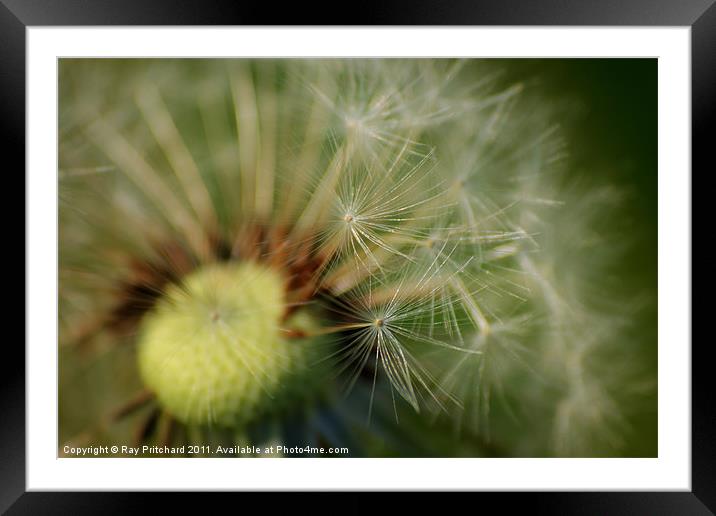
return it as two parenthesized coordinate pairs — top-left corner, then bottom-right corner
(137, 261), (323, 426)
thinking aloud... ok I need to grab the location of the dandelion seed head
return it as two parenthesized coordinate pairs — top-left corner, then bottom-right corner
(58, 59), (655, 457)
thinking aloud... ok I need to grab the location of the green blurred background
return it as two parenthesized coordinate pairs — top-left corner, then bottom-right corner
(502, 59), (657, 456)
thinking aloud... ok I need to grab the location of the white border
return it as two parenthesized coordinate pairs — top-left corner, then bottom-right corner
(27, 27), (691, 490)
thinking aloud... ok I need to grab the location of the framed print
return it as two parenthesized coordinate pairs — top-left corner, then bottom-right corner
(5, 0), (708, 511)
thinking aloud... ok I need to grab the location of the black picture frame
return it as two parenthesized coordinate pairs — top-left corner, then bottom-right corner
(4, 0), (707, 512)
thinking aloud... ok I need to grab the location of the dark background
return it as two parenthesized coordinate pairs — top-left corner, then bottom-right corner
(502, 58), (657, 300)
(514, 59), (657, 220)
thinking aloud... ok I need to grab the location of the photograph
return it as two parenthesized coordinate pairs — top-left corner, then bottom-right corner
(57, 58), (657, 459)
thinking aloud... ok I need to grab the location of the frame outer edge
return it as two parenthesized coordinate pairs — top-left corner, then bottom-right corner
(692, 1), (716, 512)
(0, 0), (27, 513)
(6, 0), (713, 509)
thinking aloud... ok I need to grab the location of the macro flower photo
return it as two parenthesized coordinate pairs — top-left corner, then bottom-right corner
(58, 58), (657, 458)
